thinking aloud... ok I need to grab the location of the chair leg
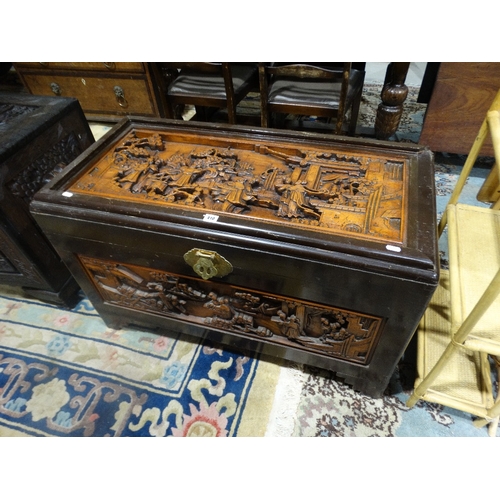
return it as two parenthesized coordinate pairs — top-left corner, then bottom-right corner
(348, 89), (363, 136)
(227, 102), (237, 124)
(261, 113), (269, 128)
(407, 341), (460, 407)
(491, 355), (500, 436)
(488, 417), (499, 436)
(473, 355), (500, 436)
(164, 101), (177, 120)
(473, 401), (500, 435)
(335, 115), (344, 135)
(273, 112), (286, 129)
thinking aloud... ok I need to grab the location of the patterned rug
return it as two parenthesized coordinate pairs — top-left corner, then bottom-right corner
(1, 83), (497, 437)
(0, 285), (282, 436)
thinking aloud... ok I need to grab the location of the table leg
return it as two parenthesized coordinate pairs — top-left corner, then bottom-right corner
(375, 62), (410, 140)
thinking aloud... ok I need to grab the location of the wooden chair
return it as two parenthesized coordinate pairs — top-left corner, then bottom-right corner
(406, 90), (500, 436)
(161, 63), (258, 125)
(258, 63), (365, 135)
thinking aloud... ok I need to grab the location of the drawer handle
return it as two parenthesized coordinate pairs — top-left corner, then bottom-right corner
(184, 249), (233, 280)
(103, 62), (116, 70)
(113, 85), (128, 108)
(50, 82), (61, 96)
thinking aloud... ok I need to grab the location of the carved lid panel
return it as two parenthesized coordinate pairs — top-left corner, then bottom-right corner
(68, 128), (409, 245)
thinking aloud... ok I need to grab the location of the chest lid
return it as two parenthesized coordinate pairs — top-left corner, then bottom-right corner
(33, 118), (438, 275)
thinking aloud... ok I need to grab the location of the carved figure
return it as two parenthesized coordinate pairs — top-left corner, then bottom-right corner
(218, 179), (257, 213)
(274, 311), (303, 339)
(169, 164), (208, 188)
(275, 178), (322, 218)
(115, 133), (164, 153)
(146, 282), (187, 314)
(204, 292), (233, 319)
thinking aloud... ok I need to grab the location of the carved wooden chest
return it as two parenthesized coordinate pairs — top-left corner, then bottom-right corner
(31, 118), (439, 397)
(0, 92), (94, 306)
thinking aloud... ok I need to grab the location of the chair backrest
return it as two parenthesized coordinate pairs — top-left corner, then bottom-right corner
(161, 62), (237, 122)
(258, 62), (353, 133)
(264, 63), (349, 80)
(167, 62), (223, 73)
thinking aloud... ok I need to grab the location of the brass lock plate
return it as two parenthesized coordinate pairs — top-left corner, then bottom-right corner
(183, 248), (233, 280)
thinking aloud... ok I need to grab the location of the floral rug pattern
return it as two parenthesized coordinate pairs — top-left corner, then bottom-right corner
(274, 362), (499, 437)
(0, 289), (279, 436)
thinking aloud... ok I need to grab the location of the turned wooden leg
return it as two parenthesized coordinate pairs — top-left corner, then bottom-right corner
(375, 62), (410, 140)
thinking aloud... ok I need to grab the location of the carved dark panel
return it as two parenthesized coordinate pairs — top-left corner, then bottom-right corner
(0, 227), (44, 283)
(7, 132), (82, 204)
(79, 255), (384, 365)
(0, 103), (37, 124)
(69, 130), (408, 244)
(0, 250), (16, 273)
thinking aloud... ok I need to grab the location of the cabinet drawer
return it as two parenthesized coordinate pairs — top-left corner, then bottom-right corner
(15, 62), (145, 73)
(21, 73), (157, 117)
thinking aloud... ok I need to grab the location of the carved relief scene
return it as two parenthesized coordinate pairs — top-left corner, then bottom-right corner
(69, 129), (408, 244)
(7, 133), (82, 205)
(79, 256), (383, 365)
(0, 103), (38, 123)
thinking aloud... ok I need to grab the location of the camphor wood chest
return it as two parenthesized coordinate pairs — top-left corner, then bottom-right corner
(0, 92), (94, 306)
(31, 118), (439, 397)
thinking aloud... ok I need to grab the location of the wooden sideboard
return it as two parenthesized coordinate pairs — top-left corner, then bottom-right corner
(419, 62), (500, 156)
(13, 62), (170, 122)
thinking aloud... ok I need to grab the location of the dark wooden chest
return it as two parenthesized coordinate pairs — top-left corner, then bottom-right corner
(30, 118), (439, 397)
(0, 92), (94, 306)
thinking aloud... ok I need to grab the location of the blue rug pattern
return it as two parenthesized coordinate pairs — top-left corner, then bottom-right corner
(0, 290), (272, 436)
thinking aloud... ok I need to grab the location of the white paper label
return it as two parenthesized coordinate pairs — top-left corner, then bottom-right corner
(203, 214), (219, 222)
(386, 245), (401, 253)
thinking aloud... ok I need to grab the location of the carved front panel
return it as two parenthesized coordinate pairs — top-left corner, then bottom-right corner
(68, 129), (408, 245)
(79, 255), (384, 365)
